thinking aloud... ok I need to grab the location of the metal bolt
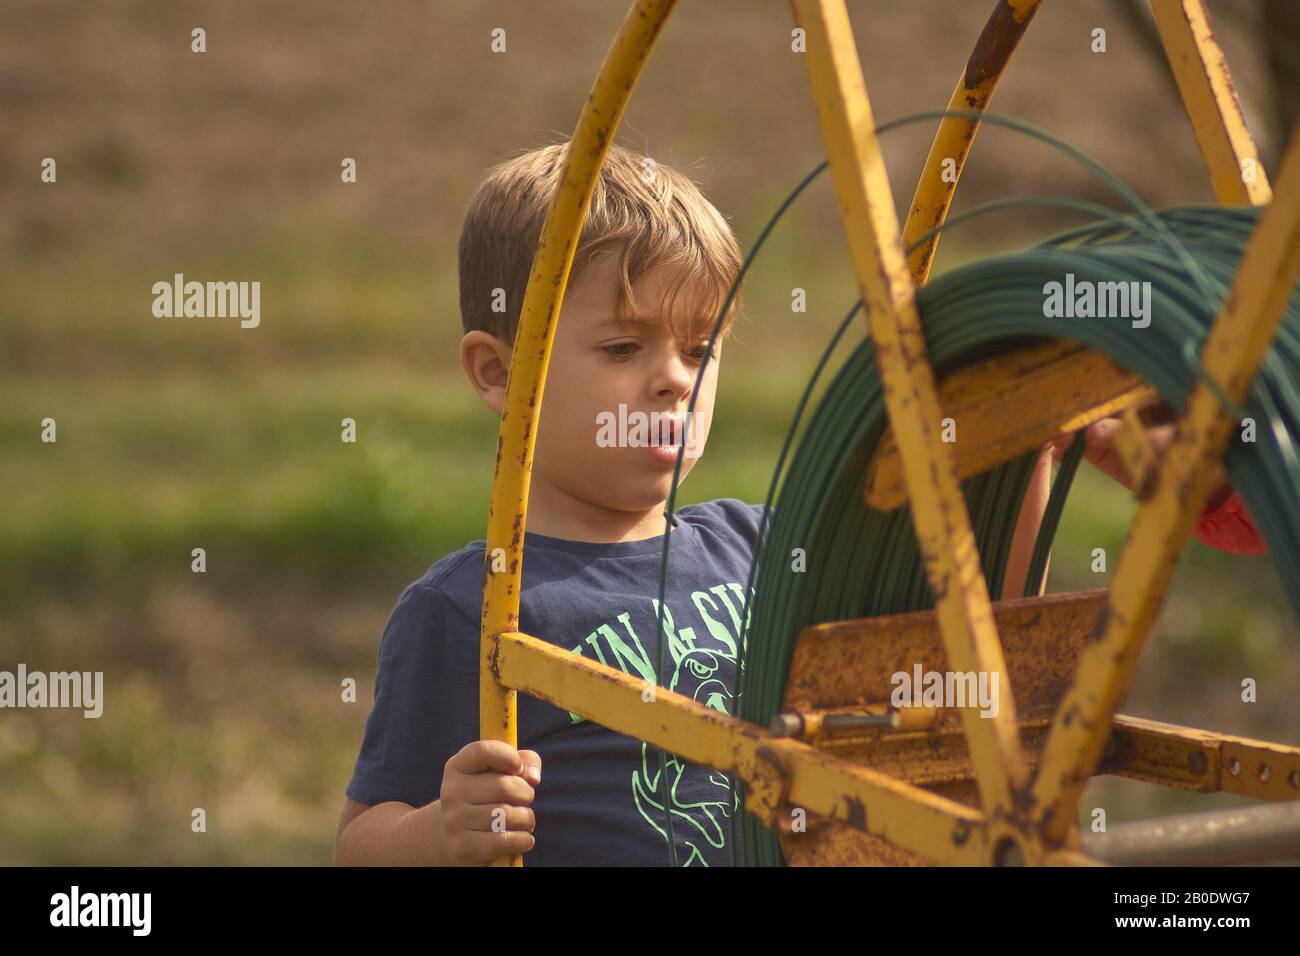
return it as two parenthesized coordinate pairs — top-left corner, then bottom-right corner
(824, 713), (895, 731)
(769, 712), (804, 738)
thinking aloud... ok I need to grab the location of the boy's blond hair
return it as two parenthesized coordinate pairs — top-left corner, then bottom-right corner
(458, 142), (743, 346)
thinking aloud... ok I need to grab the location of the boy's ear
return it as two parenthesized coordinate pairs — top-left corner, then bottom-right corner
(460, 330), (512, 415)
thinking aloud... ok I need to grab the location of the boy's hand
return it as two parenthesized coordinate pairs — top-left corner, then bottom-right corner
(1048, 417), (1234, 511)
(438, 740), (542, 865)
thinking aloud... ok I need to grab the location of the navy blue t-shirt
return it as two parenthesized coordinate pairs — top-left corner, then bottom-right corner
(346, 498), (767, 866)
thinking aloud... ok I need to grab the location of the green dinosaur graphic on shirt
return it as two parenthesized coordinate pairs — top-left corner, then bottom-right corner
(569, 582), (750, 866)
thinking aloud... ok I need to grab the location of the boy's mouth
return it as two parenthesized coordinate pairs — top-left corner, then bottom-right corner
(643, 412), (705, 462)
(649, 414), (684, 447)
(592, 405), (704, 462)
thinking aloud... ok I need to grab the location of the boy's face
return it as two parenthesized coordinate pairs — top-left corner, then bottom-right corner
(533, 256), (722, 516)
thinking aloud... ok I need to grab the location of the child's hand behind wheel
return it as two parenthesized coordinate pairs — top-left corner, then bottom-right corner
(1048, 417), (1233, 511)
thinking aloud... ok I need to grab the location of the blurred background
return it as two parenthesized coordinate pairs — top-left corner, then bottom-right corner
(1, 0), (1296, 864)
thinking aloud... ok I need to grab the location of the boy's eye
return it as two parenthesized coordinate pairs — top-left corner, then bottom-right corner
(687, 343), (717, 361)
(602, 342), (639, 358)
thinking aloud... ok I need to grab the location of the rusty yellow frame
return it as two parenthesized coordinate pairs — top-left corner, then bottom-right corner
(479, 0), (1298, 866)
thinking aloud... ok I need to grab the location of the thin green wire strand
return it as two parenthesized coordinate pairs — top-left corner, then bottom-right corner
(1024, 431), (1087, 598)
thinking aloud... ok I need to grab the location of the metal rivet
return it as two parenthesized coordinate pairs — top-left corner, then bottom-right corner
(1258, 764), (1270, 783)
(1228, 757), (1242, 777)
(1289, 770), (1300, 789)
(1186, 751), (1208, 776)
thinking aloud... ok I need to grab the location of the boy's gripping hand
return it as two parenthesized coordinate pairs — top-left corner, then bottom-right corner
(439, 740), (541, 865)
(1048, 416), (1233, 510)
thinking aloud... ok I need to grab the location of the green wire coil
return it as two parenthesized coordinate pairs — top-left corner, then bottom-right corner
(734, 204), (1300, 865)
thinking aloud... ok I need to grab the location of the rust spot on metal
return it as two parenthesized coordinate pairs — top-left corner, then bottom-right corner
(842, 795), (867, 831)
(1038, 802), (1058, 835)
(1086, 606), (1109, 643)
(1135, 467), (1158, 502)
(964, 0), (1035, 90)
(1010, 783), (1037, 821)
(1101, 733), (1118, 763)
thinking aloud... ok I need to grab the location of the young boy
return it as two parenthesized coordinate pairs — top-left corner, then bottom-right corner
(334, 141), (774, 866)
(333, 141), (1253, 868)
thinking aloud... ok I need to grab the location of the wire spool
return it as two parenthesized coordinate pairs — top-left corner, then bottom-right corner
(732, 204), (1300, 865)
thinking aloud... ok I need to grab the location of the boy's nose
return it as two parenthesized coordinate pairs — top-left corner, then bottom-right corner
(652, 353), (697, 399)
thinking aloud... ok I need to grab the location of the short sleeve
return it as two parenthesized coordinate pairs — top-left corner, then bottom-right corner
(747, 502), (771, 545)
(345, 583), (479, 808)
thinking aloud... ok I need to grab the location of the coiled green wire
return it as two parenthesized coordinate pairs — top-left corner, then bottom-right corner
(735, 204), (1300, 865)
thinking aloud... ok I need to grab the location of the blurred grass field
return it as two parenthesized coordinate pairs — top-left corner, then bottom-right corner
(1, 0), (1296, 864)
